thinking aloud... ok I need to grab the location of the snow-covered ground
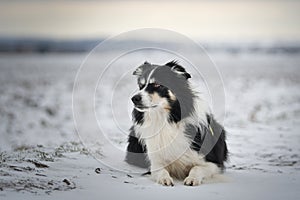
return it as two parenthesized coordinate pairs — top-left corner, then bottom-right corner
(0, 51), (299, 199)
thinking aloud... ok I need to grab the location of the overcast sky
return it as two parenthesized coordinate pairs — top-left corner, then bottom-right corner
(0, 0), (299, 41)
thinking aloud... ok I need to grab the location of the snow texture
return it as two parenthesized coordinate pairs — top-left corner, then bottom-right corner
(0, 51), (299, 199)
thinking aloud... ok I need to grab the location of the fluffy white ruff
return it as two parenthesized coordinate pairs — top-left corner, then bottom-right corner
(134, 97), (219, 186)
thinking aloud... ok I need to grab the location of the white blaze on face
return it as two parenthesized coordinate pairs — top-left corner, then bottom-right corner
(139, 77), (146, 86)
(133, 68), (157, 112)
(149, 78), (155, 84)
(139, 90), (152, 107)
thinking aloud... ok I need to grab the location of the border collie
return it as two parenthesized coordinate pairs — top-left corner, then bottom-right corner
(125, 61), (228, 186)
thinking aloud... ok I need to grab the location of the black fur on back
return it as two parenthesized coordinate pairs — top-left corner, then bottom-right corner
(205, 115), (228, 167)
(187, 114), (228, 169)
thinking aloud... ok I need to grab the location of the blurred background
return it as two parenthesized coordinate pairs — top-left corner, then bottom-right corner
(1, 0), (300, 51)
(0, 0), (299, 176)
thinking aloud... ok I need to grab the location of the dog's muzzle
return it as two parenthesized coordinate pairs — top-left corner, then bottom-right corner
(132, 94), (158, 110)
(131, 94), (142, 106)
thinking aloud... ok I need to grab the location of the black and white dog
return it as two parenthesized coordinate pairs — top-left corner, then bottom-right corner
(125, 61), (228, 186)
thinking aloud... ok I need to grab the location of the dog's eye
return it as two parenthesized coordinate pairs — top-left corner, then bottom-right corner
(154, 83), (161, 88)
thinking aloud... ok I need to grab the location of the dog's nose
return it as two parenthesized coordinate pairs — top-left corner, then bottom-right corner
(131, 95), (142, 104)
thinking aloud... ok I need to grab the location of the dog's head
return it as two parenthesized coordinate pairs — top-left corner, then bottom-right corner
(131, 61), (194, 122)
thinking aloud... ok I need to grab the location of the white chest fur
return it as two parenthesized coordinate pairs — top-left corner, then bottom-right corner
(134, 109), (205, 179)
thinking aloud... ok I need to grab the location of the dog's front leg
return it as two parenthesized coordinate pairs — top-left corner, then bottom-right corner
(150, 162), (174, 186)
(147, 145), (175, 186)
(184, 162), (219, 186)
(152, 168), (174, 186)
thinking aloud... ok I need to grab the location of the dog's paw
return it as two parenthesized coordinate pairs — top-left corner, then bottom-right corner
(158, 176), (174, 186)
(183, 176), (201, 186)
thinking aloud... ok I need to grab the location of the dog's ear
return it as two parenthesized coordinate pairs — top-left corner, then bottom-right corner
(133, 61), (151, 76)
(133, 67), (142, 76)
(165, 60), (191, 79)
